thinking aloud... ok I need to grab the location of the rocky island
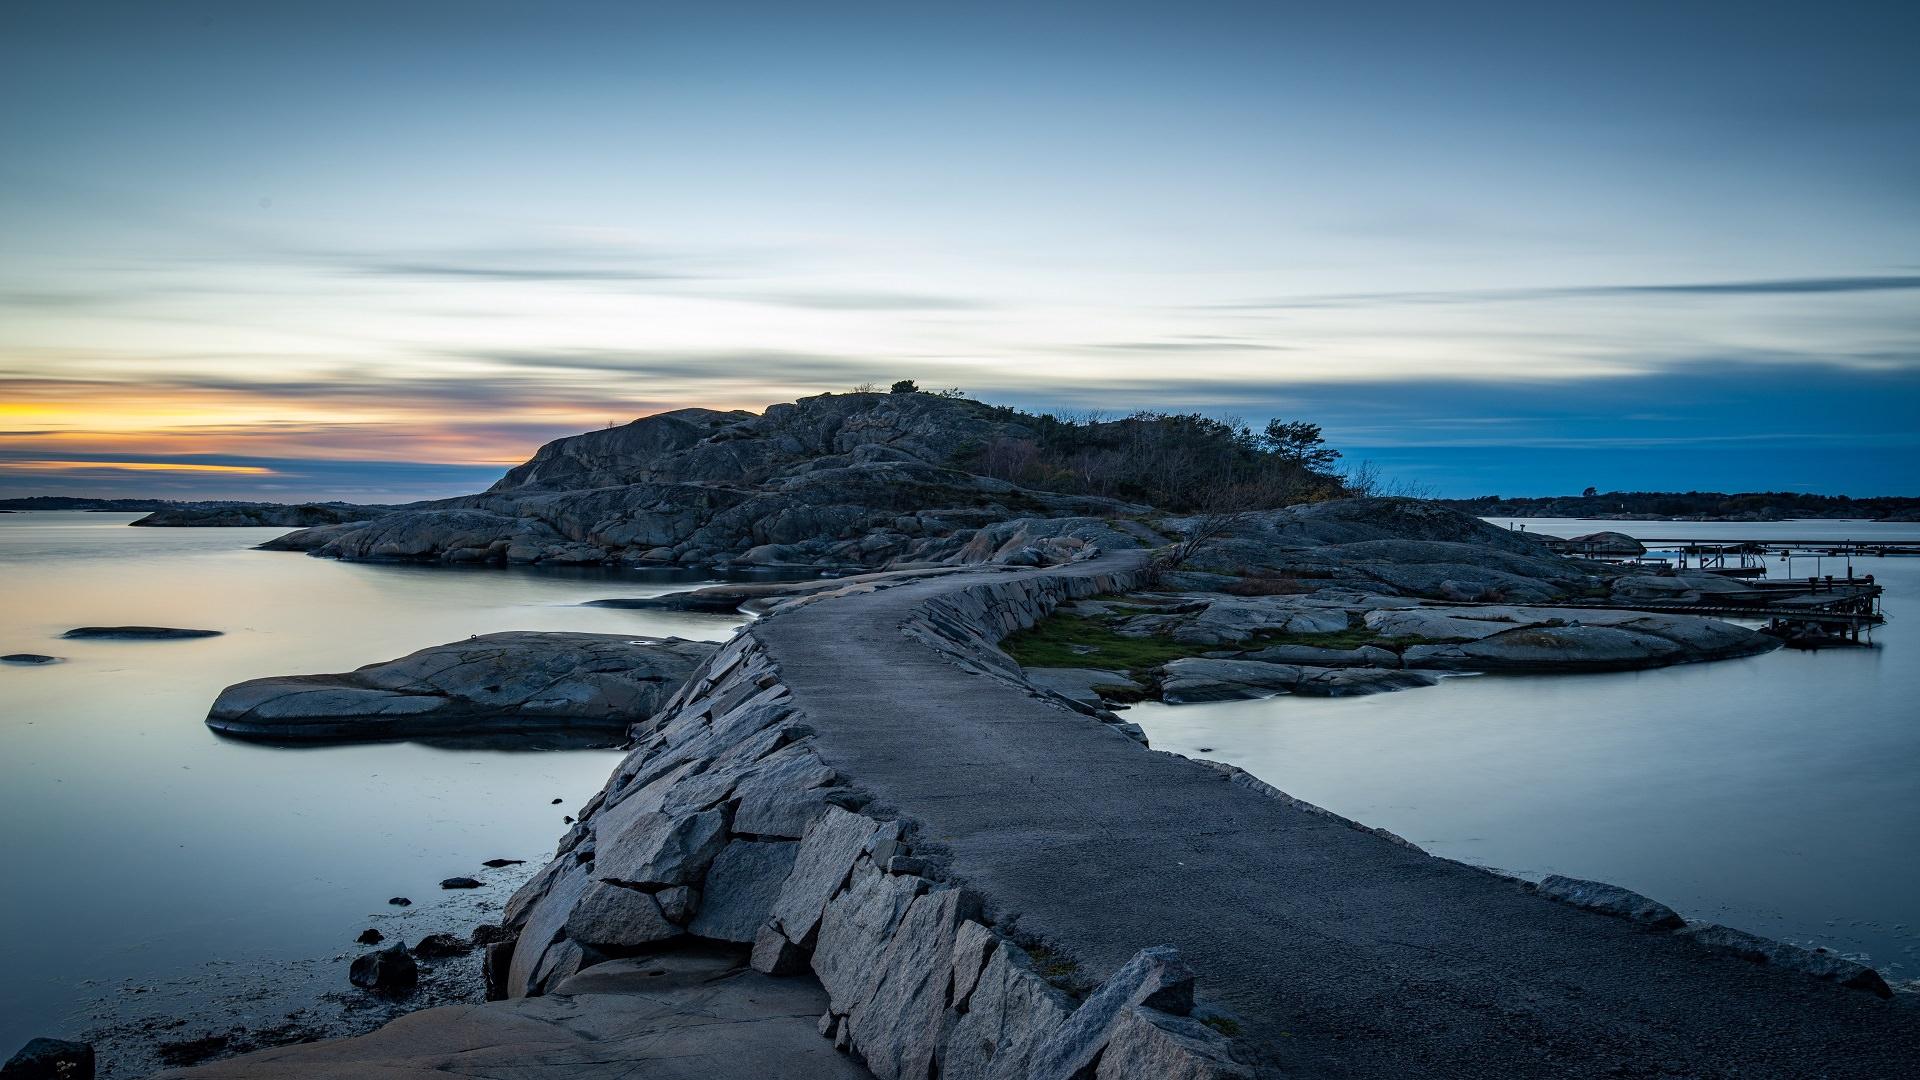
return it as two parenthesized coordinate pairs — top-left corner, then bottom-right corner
(91, 389), (1908, 1079)
(205, 632), (718, 742)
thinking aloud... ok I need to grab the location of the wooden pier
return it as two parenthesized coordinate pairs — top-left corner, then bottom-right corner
(1509, 530), (1898, 646)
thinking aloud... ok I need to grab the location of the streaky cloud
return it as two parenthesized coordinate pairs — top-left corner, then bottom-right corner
(1218, 274), (1920, 310)
(734, 290), (988, 311)
(352, 262), (692, 282)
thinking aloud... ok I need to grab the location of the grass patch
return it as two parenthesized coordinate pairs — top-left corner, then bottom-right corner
(1002, 609), (1401, 679)
(1001, 613), (1201, 675)
(1199, 1015), (1242, 1037)
(1023, 942), (1085, 992)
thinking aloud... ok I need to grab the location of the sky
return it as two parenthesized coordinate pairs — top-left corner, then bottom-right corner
(2, 0), (1916, 501)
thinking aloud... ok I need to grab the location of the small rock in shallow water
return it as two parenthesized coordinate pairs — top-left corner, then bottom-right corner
(551, 798), (563, 804)
(481, 858), (523, 868)
(469, 923), (510, 945)
(411, 933), (473, 958)
(0, 654), (61, 665)
(348, 944), (417, 991)
(2, 1037), (94, 1079)
(562, 815), (574, 824)
(440, 876), (482, 889)
(387, 897), (411, 906)
(355, 928), (383, 945)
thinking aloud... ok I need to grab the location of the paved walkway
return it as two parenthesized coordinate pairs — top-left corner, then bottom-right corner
(754, 555), (1919, 1078)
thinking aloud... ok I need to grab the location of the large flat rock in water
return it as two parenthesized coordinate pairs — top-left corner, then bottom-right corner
(152, 954), (869, 1079)
(206, 631), (718, 741)
(63, 626), (222, 640)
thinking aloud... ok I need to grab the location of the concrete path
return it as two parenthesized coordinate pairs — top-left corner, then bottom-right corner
(754, 555), (1920, 1078)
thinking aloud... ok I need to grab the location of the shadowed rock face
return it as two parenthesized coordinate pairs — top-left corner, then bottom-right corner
(261, 393), (1140, 569)
(205, 632), (718, 742)
(1166, 498), (1598, 603)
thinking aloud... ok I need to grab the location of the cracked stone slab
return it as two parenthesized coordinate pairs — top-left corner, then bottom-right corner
(688, 839), (800, 943)
(152, 963), (871, 1079)
(771, 807), (898, 946)
(1094, 1005), (1251, 1079)
(1029, 945), (1197, 1080)
(595, 808), (728, 887)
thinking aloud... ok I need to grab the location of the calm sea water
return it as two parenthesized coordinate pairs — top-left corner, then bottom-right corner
(4, 514), (1916, 1062)
(0, 513), (749, 1058)
(1130, 518), (1920, 983)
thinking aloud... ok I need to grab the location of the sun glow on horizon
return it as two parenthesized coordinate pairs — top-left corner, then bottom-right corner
(0, 460), (277, 475)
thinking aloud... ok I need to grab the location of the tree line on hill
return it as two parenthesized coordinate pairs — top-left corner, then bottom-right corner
(1436, 490), (1920, 521)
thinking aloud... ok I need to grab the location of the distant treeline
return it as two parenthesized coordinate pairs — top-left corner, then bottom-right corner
(1436, 491), (1920, 521)
(0, 496), (180, 510)
(0, 497), (382, 511)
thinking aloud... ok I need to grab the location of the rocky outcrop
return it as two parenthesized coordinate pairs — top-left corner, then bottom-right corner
(1022, 667), (1146, 707)
(1552, 531), (1648, 556)
(1610, 571), (1756, 603)
(130, 503), (391, 528)
(1383, 606), (1779, 671)
(1165, 498), (1600, 603)
(588, 568), (968, 615)
(205, 632), (718, 741)
(1159, 659), (1437, 703)
(261, 393), (1138, 570)
(1075, 588), (1781, 704)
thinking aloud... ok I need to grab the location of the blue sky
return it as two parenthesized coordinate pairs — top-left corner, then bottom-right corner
(2, 0), (1915, 500)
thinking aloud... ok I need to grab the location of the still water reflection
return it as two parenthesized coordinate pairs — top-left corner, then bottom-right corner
(0, 513), (751, 1053)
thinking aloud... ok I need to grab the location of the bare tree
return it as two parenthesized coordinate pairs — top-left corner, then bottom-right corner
(1147, 470), (1260, 581)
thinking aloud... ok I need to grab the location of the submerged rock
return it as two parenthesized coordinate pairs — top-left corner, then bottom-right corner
(205, 632), (718, 742)
(61, 626), (220, 640)
(0, 653), (61, 665)
(440, 877), (482, 890)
